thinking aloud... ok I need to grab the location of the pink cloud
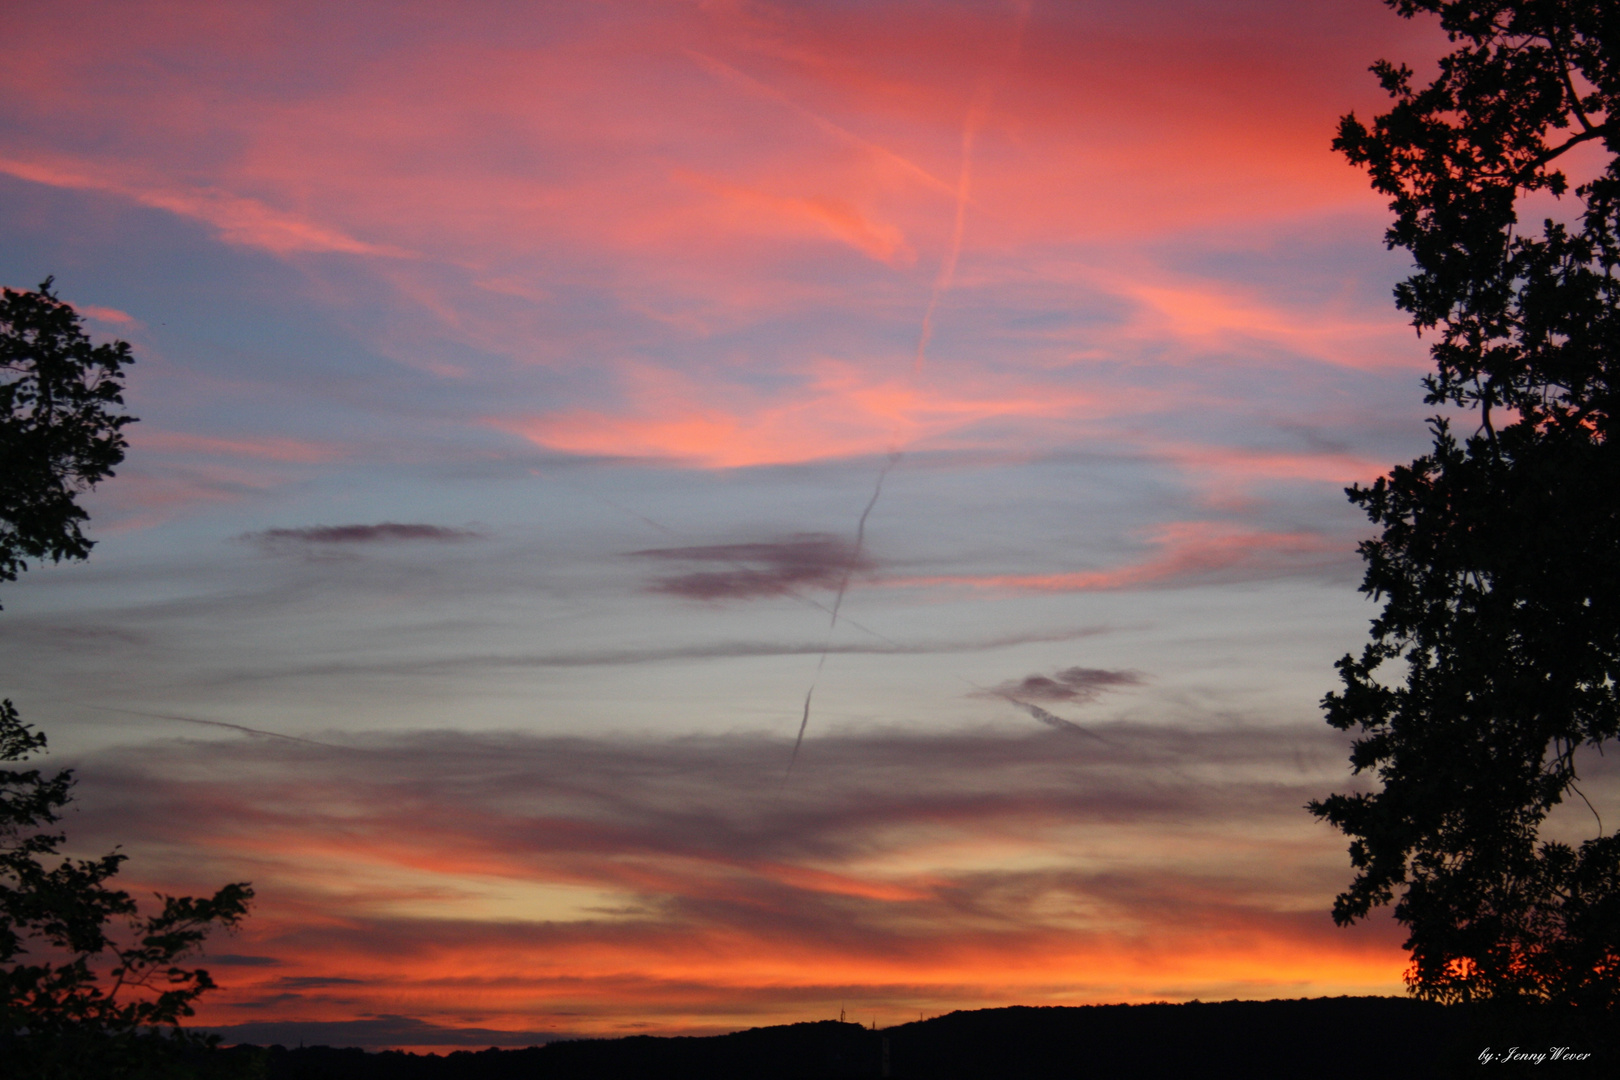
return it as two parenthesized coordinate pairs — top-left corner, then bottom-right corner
(1150, 442), (1390, 487)
(1110, 276), (1425, 372)
(488, 358), (1123, 468)
(0, 0), (1421, 283)
(891, 520), (1347, 594)
(74, 303), (138, 326)
(676, 170), (917, 266)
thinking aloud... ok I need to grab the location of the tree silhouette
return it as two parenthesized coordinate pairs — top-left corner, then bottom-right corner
(1, 279), (255, 1075)
(1, 703), (255, 1077)
(0, 278), (135, 599)
(1309, 1), (1619, 1007)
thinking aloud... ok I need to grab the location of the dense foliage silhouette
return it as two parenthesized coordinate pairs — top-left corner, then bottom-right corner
(1, 279), (256, 1076)
(1309, 1), (1620, 1006)
(0, 278), (135, 599)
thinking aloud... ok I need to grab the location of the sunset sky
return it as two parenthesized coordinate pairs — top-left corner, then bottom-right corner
(0, 0), (1510, 1052)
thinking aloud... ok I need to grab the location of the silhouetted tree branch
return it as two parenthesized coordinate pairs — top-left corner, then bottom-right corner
(1, 280), (257, 1075)
(1310, 0), (1620, 1008)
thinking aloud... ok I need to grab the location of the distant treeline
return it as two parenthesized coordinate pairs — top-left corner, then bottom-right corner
(228, 996), (1614, 1079)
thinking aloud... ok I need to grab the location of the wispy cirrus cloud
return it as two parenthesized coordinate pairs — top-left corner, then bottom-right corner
(893, 520), (1350, 594)
(0, 156), (414, 258)
(87, 464), (294, 533)
(135, 431), (347, 464)
(676, 169), (918, 266)
(2, 0), (1429, 491)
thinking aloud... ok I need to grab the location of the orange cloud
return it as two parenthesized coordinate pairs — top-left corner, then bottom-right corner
(73, 726), (1407, 1042)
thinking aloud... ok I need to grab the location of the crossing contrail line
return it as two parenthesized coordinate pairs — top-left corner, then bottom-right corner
(685, 50), (957, 199)
(913, 0), (1031, 376)
(84, 705), (338, 747)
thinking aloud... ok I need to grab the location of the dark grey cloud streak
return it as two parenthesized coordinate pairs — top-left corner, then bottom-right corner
(978, 667), (1145, 705)
(972, 666), (1146, 740)
(72, 724), (1375, 937)
(205, 1015), (574, 1051)
(628, 533), (874, 601)
(85, 725), (1312, 867)
(203, 627), (1116, 686)
(242, 523), (486, 548)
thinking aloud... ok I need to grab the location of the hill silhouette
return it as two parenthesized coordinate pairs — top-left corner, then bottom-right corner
(233, 995), (1613, 1078)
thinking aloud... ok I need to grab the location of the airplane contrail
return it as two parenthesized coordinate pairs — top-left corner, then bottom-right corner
(582, 483), (902, 646)
(828, 449), (901, 629)
(913, 89), (989, 376)
(789, 2), (1036, 779)
(913, 0), (1031, 376)
(786, 450), (902, 779)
